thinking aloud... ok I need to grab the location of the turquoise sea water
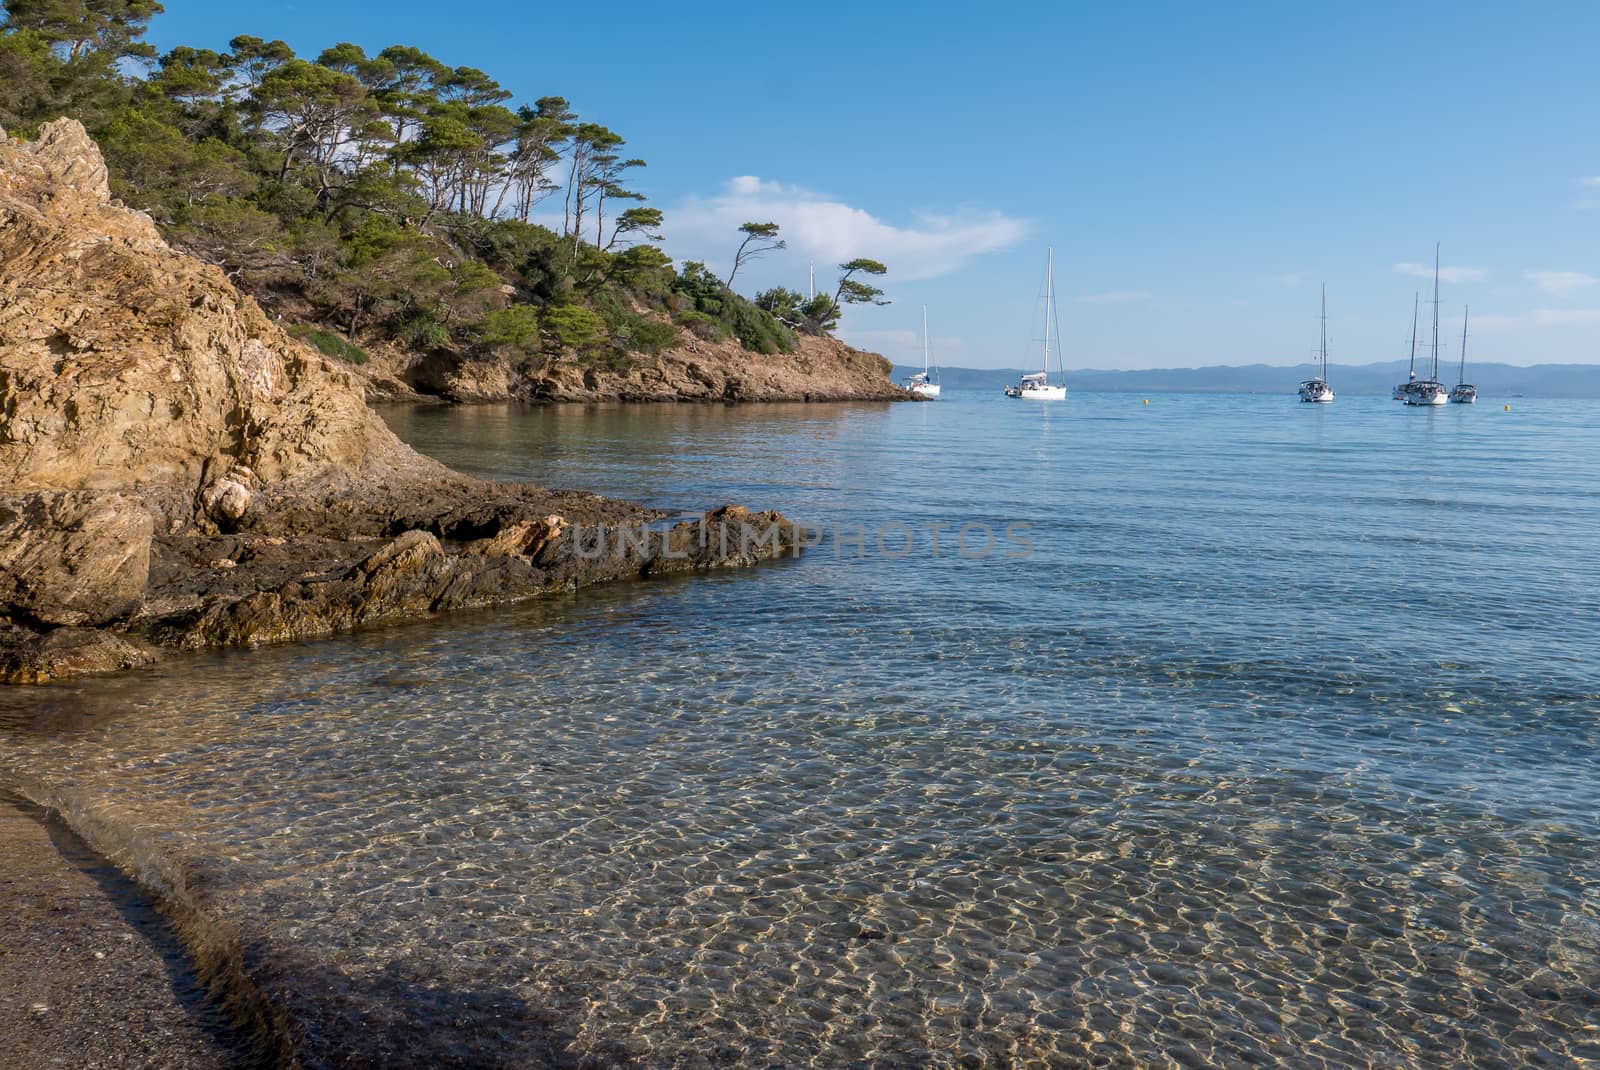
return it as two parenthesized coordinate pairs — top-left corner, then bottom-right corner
(3, 391), (1598, 1067)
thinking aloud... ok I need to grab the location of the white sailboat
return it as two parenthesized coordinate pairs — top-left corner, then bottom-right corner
(1449, 305), (1477, 404)
(901, 306), (941, 397)
(1297, 285), (1335, 403)
(1005, 248), (1067, 400)
(1400, 243), (1448, 406)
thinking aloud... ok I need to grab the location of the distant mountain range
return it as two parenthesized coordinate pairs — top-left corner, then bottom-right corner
(891, 360), (1600, 398)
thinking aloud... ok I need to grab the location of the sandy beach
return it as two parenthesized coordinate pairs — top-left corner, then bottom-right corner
(0, 794), (247, 1070)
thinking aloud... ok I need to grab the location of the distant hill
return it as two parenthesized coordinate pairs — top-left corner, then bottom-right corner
(894, 360), (1600, 398)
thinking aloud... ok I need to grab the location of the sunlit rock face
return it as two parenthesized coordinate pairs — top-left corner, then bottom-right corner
(0, 119), (445, 502)
(0, 121), (797, 683)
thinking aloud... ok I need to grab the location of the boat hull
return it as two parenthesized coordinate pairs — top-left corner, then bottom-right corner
(1449, 385), (1476, 404)
(910, 383), (941, 398)
(1399, 381), (1448, 406)
(1298, 379), (1334, 403)
(1005, 385), (1066, 400)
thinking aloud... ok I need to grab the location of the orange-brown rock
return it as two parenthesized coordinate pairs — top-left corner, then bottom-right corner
(0, 119), (443, 500)
(0, 121), (802, 683)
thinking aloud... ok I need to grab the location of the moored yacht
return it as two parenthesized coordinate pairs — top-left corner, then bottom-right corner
(1401, 244), (1449, 407)
(901, 306), (941, 397)
(1005, 248), (1068, 400)
(1005, 371), (1065, 400)
(1297, 285), (1335, 403)
(1401, 378), (1448, 406)
(1449, 305), (1476, 404)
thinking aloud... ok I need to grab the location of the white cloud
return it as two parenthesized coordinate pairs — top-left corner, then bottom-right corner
(839, 328), (918, 350)
(1076, 290), (1151, 304)
(1395, 262), (1487, 284)
(726, 175), (768, 195)
(1524, 269), (1599, 296)
(1579, 176), (1600, 189)
(1264, 271), (1304, 288)
(839, 327), (964, 357)
(666, 177), (1027, 281)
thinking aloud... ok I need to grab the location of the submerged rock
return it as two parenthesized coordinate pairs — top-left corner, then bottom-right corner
(0, 121), (799, 684)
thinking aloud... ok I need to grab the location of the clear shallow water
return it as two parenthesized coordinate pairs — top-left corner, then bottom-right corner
(3, 391), (1599, 1067)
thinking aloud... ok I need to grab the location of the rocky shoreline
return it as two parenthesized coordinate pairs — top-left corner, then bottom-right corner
(0, 120), (809, 686)
(361, 329), (913, 406)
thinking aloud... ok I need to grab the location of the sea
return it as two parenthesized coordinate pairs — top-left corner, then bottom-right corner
(3, 390), (1597, 1068)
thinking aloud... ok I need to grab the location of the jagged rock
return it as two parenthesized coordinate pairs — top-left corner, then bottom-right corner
(29, 118), (110, 200)
(202, 478), (253, 522)
(0, 625), (159, 684)
(172, 505), (798, 653)
(406, 350), (514, 402)
(465, 515), (566, 560)
(0, 119), (445, 507)
(0, 493), (153, 627)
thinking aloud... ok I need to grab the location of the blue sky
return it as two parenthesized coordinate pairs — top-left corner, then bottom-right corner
(144, 1), (1600, 369)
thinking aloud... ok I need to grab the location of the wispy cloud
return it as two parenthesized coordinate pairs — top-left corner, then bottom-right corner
(667, 177), (1026, 281)
(839, 327), (963, 356)
(1576, 177), (1600, 210)
(842, 328), (919, 349)
(1076, 290), (1152, 304)
(1395, 262), (1487, 284)
(1524, 269), (1599, 296)
(1263, 271), (1304, 288)
(1473, 308), (1600, 329)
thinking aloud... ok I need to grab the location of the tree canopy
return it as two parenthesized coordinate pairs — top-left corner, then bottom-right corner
(726, 221), (784, 287)
(0, 0), (887, 373)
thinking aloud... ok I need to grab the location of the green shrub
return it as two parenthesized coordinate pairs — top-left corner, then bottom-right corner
(626, 317), (683, 354)
(673, 309), (723, 341)
(728, 301), (796, 355)
(542, 305), (607, 351)
(287, 323), (370, 365)
(477, 305), (541, 351)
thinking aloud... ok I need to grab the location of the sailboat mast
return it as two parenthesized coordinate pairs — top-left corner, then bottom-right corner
(1459, 305), (1469, 384)
(922, 305), (930, 376)
(1320, 284), (1328, 379)
(1042, 247), (1054, 379)
(1431, 242), (1441, 380)
(1408, 293), (1419, 378)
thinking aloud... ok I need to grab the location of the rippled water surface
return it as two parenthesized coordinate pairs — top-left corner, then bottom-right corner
(4, 392), (1599, 1067)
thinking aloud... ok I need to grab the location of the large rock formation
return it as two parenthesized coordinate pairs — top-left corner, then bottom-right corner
(528, 330), (904, 403)
(0, 119), (440, 499)
(0, 121), (799, 683)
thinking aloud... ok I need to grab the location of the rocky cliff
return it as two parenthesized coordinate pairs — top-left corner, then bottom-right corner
(355, 315), (908, 405)
(0, 121), (799, 683)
